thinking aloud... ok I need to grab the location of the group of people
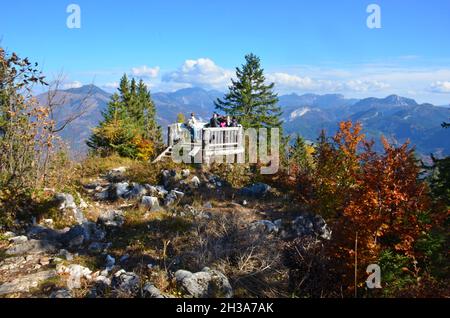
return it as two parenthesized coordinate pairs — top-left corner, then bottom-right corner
(185, 112), (239, 142)
(208, 112), (239, 128)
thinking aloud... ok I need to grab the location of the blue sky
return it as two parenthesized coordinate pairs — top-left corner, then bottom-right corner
(1, 0), (450, 104)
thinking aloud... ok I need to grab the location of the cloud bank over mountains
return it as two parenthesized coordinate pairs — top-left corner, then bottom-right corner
(65, 57), (450, 105)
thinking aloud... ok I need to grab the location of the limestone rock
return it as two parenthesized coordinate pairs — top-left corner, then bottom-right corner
(175, 267), (233, 298)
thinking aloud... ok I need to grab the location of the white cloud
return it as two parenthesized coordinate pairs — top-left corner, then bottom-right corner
(268, 73), (316, 90)
(63, 81), (82, 89)
(343, 79), (390, 92)
(430, 81), (450, 93)
(267, 72), (389, 93)
(131, 65), (160, 78)
(162, 58), (233, 89)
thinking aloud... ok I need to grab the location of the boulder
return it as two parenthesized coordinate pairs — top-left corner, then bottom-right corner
(123, 183), (147, 200)
(105, 255), (115, 270)
(55, 193), (77, 210)
(54, 193), (86, 224)
(141, 196), (161, 212)
(97, 210), (125, 228)
(57, 264), (92, 290)
(145, 185), (168, 199)
(6, 239), (59, 256)
(111, 270), (140, 295)
(59, 222), (106, 247)
(175, 267), (233, 298)
(143, 282), (165, 298)
(164, 190), (184, 207)
(113, 182), (130, 199)
(162, 169), (179, 189)
(0, 270), (57, 296)
(9, 235), (28, 244)
(26, 225), (64, 241)
(58, 249), (74, 261)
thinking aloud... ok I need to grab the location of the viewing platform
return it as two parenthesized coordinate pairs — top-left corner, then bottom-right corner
(153, 123), (245, 164)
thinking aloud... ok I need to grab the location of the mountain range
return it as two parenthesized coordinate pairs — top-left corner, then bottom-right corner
(36, 85), (450, 157)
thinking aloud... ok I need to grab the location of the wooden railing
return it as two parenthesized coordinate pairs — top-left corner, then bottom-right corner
(167, 123), (244, 161)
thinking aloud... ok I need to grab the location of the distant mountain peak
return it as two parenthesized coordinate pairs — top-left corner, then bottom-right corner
(65, 84), (109, 96)
(384, 94), (417, 106)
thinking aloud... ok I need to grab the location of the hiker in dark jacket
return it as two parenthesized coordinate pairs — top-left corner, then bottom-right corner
(210, 112), (220, 128)
(230, 116), (238, 127)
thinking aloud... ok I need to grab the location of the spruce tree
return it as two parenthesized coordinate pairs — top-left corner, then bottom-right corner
(138, 80), (163, 151)
(289, 134), (310, 168)
(87, 74), (163, 159)
(215, 53), (283, 129)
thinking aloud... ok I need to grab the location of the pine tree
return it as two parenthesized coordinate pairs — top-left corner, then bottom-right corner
(215, 53), (282, 129)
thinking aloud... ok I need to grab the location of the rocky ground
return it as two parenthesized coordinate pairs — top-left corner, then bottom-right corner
(0, 165), (331, 298)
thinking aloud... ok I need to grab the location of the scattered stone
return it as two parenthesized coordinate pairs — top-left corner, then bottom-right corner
(105, 255), (115, 270)
(57, 264), (92, 290)
(95, 275), (111, 286)
(3, 231), (16, 238)
(97, 210), (125, 228)
(162, 169), (178, 188)
(59, 222), (105, 247)
(0, 270), (57, 296)
(59, 249), (74, 261)
(83, 181), (101, 190)
(9, 235), (28, 244)
(190, 176), (201, 188)
(181, 169), (190, 178)
(55, 193), (86, 224)
(114, 182), (130, 199)
(145, 185), (168, 198)
(112, 270), (140, 295)
(164, 190), (185, 207)
(51, 257), (63, 264)
(79, 198), (88, 209)
(6, 239), (59, 256)
(141, 196), (161, 212)
(39, 256), (50, 266)
(175, 267), (233, 298)
(50, 288), (72, 298)
(55, 193), (77, 210)
(123, 183), (147, 200)
(143, 282), (164, 298)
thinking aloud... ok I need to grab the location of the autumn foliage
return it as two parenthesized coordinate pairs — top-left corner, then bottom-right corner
(282, 120), (447, 297)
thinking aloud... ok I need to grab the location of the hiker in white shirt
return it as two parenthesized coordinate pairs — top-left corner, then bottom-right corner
(187, 112), (199, 142)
